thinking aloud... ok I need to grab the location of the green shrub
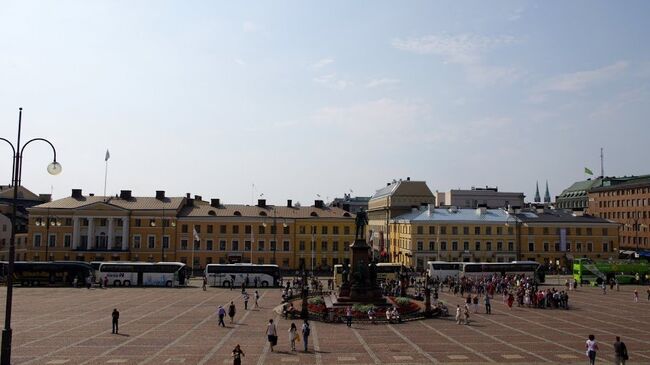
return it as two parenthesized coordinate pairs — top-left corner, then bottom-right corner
(308, 296), (324, 305)
(395, 297), (411, 306)
(352, 304), (376, 313)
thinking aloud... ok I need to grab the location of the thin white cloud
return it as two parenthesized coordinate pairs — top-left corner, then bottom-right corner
(539, 61), (628, 92)
(366, 78), (401, 88)
(391, 33), (520, 86)
(311, 58), (334, 69)
(313, 73), (352, 90)
(242, 21), (260, 33)
(234, 58), (246, 66)
(508, 7), (524, 21)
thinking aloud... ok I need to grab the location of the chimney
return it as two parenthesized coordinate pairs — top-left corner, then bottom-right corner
(411, 205), (419, 214)
(342, 203), (350, 212)
(39, 194), (52, 202)
(511, 205), (522, 214)
(257, 199), (266, 207)
(186, 198), (194, 207)
(89, 193), (94, 197)
(314, 200), (324, 208)
(287, 199), (292, 208)
(71, 189), (83, 199)
(119, 190), (132, 200)
(428, 203), (434, 216)
(155, 190), (165, 200)
(476, 204), (487, 215)
(211, 198), (220, 208)
(186, 193), (191, 199)
(194, 195), (202, 201)
(407, 177), (411, 181)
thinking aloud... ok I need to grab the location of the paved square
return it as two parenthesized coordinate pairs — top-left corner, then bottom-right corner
(1, 282), (649, 364)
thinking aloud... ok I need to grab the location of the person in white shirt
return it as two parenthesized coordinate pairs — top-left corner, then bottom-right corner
(586, 334), (599, 365)
(266, 319), (278, 352)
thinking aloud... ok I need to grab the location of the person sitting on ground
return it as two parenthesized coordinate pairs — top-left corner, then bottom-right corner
(391, 307), (401, 323)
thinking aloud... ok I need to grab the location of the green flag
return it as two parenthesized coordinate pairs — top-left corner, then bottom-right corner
(584, 167), (594, 175)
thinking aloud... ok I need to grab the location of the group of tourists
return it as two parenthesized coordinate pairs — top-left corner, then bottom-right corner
(265, 318), (311, 353)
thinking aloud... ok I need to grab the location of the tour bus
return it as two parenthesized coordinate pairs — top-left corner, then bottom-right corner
(90, 261), (103, 282)
(333, 262), (405, 287)
(205, 263), (281, 287)
(427, 261), (462, 281)
(98, 262), (187, 287)
(461, 261), (544, 283)
(573, 258), (650, 285)
(0, 261), (94, 287)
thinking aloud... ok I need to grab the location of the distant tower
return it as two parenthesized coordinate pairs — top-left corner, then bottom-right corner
(534, 181), (541, 203)
(544, 180), (551, 203)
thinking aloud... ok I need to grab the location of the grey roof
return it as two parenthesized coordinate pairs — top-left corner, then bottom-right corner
(31, 196), (185, 211)
(180, 200), (354, 219)
(392, 208), (512, 223)
(371, 182), (400, 200)
(514, 210), (615, 224)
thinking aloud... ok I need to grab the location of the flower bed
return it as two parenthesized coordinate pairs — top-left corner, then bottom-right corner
(301, 296), (423, 320)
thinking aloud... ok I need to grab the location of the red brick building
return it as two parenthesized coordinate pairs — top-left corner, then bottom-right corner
(587, 175), (650, 251)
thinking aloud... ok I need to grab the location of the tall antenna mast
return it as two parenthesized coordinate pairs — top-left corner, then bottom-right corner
(600, 147), (604, 177)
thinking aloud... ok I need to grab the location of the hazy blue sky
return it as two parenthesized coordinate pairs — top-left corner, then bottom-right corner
(1, 1), (649, 205)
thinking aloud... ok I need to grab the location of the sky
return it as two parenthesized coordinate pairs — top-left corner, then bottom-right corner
(1, 1), (649, 205)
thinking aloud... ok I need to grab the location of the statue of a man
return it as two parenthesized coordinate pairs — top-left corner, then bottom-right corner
(355, 209), (368, 240)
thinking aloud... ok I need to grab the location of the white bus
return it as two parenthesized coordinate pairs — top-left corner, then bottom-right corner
(461, 261), (542, 282)
(205, 264), (281, 288)
(99, 262), (187, 287)
(427, 261), (462, 281)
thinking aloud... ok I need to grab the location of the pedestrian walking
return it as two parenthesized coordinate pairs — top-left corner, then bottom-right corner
(484, 294), (491, 314)
(103, 276), (108, 288)
(228, 301), (236, 324)
(266, 319), (278, 352)
(472, 295), (479, 313)
(289, 322), (298, 351)
(254, 290), (260, 308)
(633, 289), (639, 303)
(73, 276), (78, 288)
(218, 305), (226, 327)
(613, 336), (628, 365)
(232, 344), (245, 365)
(86, 276), (92, 289)
(202, 276), (207, 291)
(463, 306), (470, 325)
(301, 319), (310, 352)
(455, 305), (461, 324)
(601, 282), (606, 295)
(585, 334), (599, 365)
(243, 292), (250, 310)
(111, 308), (119, 334)
(345, 306), (353, 327)
(647, 287), (650, 301)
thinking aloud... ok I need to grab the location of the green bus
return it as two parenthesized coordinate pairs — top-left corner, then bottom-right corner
(573, 258), (650, 285)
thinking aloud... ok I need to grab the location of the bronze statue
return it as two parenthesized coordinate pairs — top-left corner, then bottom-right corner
(342, 262), (350, 284)
(355, 209), (368, 239)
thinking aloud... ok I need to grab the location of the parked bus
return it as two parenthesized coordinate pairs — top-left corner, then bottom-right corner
(0, 261), (93, 287)
(205, 263), (281, 287)
(333, 262), (405, 287)
(427, 261), (462, 281)
(573, 258), (650, 285)
(462, 261), (544, 283)
(98, 262), (187, 287)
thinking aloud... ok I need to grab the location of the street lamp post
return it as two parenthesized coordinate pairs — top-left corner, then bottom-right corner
(1, 108), (61, 365)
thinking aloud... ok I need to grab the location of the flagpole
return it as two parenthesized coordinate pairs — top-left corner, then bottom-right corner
(103, 159), (108, 200)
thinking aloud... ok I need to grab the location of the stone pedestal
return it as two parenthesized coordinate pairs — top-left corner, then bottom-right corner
(334, 238), (387, 306)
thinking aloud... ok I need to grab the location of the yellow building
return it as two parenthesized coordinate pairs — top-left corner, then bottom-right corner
(389, 206), (619, 271)
(26, 190), (355, 271)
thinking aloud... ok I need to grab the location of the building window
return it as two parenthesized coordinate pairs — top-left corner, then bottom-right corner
(452, 241), (458, 251)
(321, 241), (328, 251)
(543, 242), (549, 252)
(429, 241), (435, 251)
(257, 240), (264, 251)
(181, 224), (188, 233)
(64, 234), (72, 248)
(429, 226), (436, 234)
(440, 241), (447, 251)
(474, 227), (480, 235)
(270, 240), (277, 252)
(486, 241), (492, 251)
(508, 242), (514, 251)
(283, 240), (290, 251)
(148, 235), (155, 249)
(344, 241), (350, 251)
(230, 240), (237, 251)
(528, 242), (535, 252)
(133, 235), (141, 249)
(232, 225), (239, 234)
(194, 240), (200, 250)
(299, 241), (305, 251)
(485, 227), (492, 235)
(33, 234), (41, 248)
(603, 242), (609, 252)
(587, 242), (593, 252)
(475, 241), (480, 251)
(322, 226), (328, 235)
(258, 225), (265, 234)
(543, 227), (549, 235)
(244, 240), (251, 251)
(207, 225), (214, 234)
(586, 228), (593, 236)
(163, 236), (170, 249)
(299, 226), (306, 234)
(245, 225), (252, 234)
(180, 239), (187, 250)
(48, 234), (56, 247)
(463, 241), (469, 251)
(344, 226), (350, 235)
(554, 242), (560, 252)
(332, 241), (339, 251)
(135, 219), (142, 227)
(417, 241), (423, 251)
(576, 228), (582, 236)
(194, 225), (201, 234)
(496, 227), (502, 235)
(602, 228), (608, 236)
(206, 240), (213, 251)
(440, 226), (447, 235)
(283, 225), (290, 234)
(497, 241), (503, 251)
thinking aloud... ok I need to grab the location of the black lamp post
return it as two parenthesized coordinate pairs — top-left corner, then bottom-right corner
(0, 108), (61, 365)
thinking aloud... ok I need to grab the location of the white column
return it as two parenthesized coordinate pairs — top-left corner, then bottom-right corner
(107, 218), (114, 250)
(87, 218), (95, 249)
(121, 217), (129, 250)
(72, 217), (80, 249)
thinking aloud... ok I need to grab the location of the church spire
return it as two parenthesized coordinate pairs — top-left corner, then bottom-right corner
(544, 180), (551, 203)
(534, 181), (541, 203)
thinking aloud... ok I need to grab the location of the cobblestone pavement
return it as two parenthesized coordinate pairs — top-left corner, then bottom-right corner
(1, 283), (648, 364)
